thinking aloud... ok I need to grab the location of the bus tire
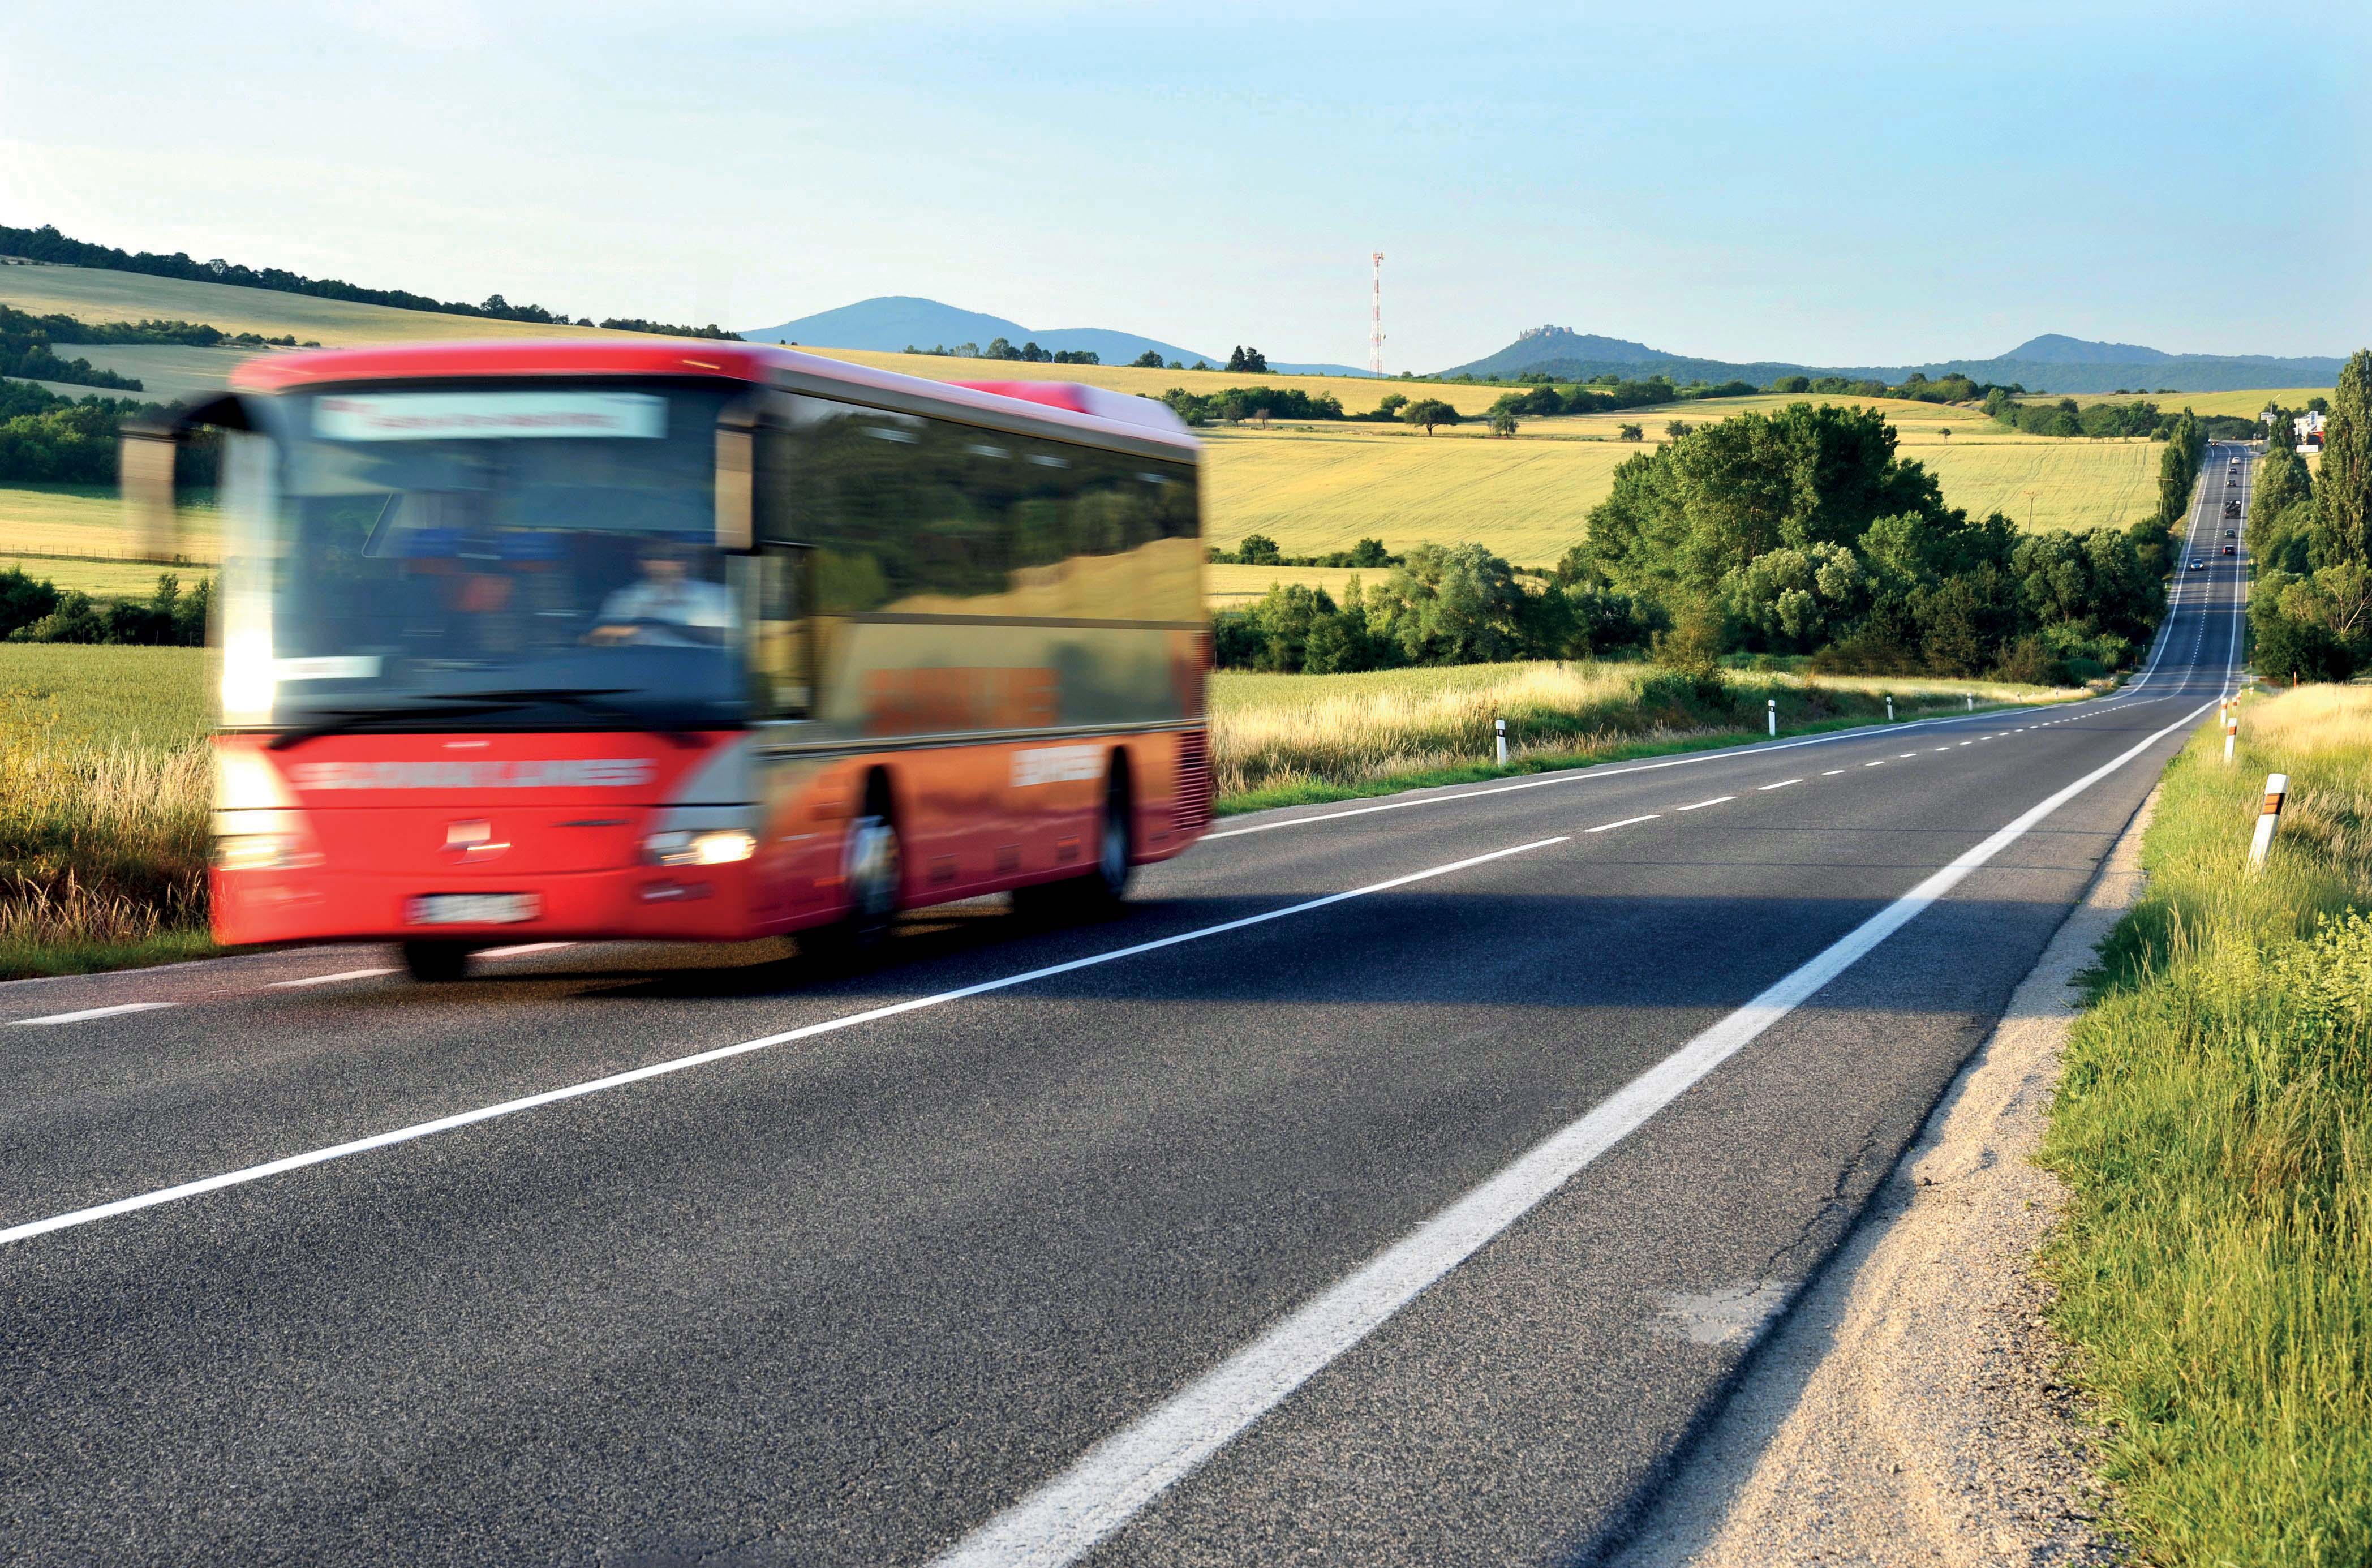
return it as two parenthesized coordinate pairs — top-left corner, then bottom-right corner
(1017, 767), (1132, 920)
(400, 940), (475, 982)
(806, 798), (902, 961)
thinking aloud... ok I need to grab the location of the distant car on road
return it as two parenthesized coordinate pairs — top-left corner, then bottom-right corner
(2225, 529), (2238, 538)
(2189, 559), (2208, 571)
(2224, 545), (2236, 556)
(2224, 501), (2241, 518)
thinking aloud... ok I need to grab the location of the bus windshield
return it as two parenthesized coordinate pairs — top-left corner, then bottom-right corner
(221, 379), (744, 732)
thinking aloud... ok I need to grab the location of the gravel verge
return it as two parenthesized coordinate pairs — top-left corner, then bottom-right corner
(1609, 791), (2159, 1567)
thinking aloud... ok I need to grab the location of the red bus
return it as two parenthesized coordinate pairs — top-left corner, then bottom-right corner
(128, 341), (1211, 980)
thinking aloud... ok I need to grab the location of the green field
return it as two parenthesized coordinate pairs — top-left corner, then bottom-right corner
(0, 641), (211, 751)
(0, 262), (619, 347)
(34, 343), (254, 402)
(0, 643), (212, 977)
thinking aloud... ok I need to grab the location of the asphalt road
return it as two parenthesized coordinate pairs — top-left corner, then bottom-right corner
(0, 449), (2250, 1566)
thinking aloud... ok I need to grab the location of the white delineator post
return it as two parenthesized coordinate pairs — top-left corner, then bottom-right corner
(2248, 772), (2288, 870)
(1966, 694), (1974, 711)
(1767, 698), (1777, 737)
(2224, 706), (2238, 764)
(1495, 717), (1507, 766)
(1885, 695), (1894, 723)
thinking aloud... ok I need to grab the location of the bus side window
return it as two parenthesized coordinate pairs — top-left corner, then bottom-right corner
(746, 544), (813, 720)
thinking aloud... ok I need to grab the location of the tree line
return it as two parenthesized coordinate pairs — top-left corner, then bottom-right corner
(1216, 402), (2176, 685)
(0, 380), (165, 484)
(1, 224), (740, 339)
(903, 338), (1100, 364)
(1209, 535), (1399, 568)
(0, 566), (208, 646)
(2248, 355), (2372, 681)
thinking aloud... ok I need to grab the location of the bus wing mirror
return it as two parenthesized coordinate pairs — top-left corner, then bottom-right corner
(120, 393), (256, 564)
(716, 405), (757, 553)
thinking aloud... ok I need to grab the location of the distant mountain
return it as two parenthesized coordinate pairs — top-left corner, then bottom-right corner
(741, 295), (1364, 377)
(1438, 325), (2344, 395)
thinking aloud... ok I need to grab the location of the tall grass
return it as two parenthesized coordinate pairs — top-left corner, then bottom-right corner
(0, 646), (212, 977)
(2043, 684), (2372, 1564)
(1210, 660), (2072, 806)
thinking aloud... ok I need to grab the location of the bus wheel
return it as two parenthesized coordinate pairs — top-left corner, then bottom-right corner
(1017, 771), (1132, 920)
(400, 940), (475, 982)
(808, 810), (901, 960)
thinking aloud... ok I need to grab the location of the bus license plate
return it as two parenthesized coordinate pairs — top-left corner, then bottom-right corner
(407, 892), (541, 926)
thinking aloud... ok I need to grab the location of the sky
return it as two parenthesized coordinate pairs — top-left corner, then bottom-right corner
(2, 0), (2364, 372)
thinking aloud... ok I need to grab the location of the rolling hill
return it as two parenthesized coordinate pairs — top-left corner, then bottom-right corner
(1440, 325), (2344, 396)
(742, 295), (1364, 377)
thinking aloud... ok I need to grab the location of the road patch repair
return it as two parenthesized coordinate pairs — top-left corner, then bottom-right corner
(1613, 793), (2160, 1566)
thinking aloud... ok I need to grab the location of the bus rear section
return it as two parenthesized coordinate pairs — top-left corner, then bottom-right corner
(158, 340), (1211, 978)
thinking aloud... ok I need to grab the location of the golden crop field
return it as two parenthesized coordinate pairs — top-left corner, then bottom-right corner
(0, 484), (221, 562)
(1198, 414), (2157, 562)
(0, 263), (618, 346)
(1204, 564), (1378, 608)
(1, 555), (197, 599)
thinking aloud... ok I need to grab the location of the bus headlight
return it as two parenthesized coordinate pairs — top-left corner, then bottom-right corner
(641, 828), (757, 867)
(214, 833), (320, 872)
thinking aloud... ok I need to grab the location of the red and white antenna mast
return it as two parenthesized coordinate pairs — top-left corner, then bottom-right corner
(1369, 251), (1386, 377)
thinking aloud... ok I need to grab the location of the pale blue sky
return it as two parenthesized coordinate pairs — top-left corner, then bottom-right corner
(2, 1), (2362, 371)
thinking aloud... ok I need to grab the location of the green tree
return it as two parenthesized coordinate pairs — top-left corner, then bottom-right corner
(1235, 532), (1282, 565)
(1364, 542), (1527, 663)
(1130, 349), (1164, 368)
(1488, 408), (1518, 437)
(2310, 350), (2372, 568)
(1617, 423), (1644, 441)
(1400, 398), (1457, 435)
(1664, 419), (1692, 440)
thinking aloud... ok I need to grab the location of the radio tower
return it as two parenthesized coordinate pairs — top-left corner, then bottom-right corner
(1368, 252), (1386, 377)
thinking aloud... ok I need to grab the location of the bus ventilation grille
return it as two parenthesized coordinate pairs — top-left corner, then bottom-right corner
(1175, 729), (1213, 835)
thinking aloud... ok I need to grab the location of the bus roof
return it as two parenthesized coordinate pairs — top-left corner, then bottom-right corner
(227, 338), (1197, 453)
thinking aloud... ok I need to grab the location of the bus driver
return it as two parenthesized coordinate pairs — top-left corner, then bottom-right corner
(585, 538), (733, 647)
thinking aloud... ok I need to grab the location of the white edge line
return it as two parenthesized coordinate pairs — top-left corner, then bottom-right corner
(0, 836), (1570, 1249)
(927, 691), (2224, 1568)
(8, 1002), (177, 1027)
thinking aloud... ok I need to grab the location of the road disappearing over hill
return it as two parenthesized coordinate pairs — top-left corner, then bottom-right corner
(0, 449), (2251, 1565)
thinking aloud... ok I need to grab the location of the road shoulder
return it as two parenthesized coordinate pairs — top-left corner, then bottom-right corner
(1611, 789), (2158, 1567)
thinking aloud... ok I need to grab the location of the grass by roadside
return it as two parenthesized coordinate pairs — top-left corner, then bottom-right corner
(2043, 684), (2372, 1564)
(1211, 661), (2081, 812)
(0, 644), (213, 979)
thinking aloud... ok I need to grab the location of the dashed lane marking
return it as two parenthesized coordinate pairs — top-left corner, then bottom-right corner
(270, 969), (397, 989)
(8, 1002), (177, 1027)
(0, 835), (1572, 1251)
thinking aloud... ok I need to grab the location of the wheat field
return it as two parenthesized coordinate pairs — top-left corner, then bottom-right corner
(1198, 419), (2157, 563)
